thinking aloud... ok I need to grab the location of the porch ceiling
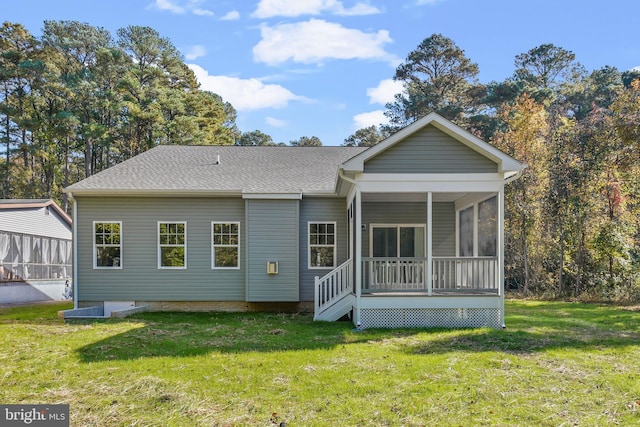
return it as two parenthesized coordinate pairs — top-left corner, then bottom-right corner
(361, 192), (484, 203)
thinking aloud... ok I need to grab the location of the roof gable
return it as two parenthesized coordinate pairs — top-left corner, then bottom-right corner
(342, 112), (523, 174)
(0, 199), (71, 226)
(363, 124), (498, 174)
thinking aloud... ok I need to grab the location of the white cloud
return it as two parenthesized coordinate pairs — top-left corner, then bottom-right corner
(148, 0), (214, 15)
(632, 66), (640, 71)
(252, 0), (380, 18)
(150, 0), (185, 14)
(193, 8), (214, 16)
(253, 19), (396, 66)
(266, 116), (287, 128)
(353, 110), (388, 129)
(188, 64), (306, 111)
(367, 79), (404, 105)
(220, 10), (240, 20)
(184, 45), (206, 60)
(416, 0), (441, 4)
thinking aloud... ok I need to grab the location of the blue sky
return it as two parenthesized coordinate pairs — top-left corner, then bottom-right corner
(4, 0), (640, 145)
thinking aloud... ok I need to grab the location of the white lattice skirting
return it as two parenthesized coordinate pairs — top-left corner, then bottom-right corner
(360, 308), (502, 329)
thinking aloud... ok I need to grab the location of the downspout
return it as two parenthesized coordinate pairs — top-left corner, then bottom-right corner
(68, 192), (78, 310)
(500, 166), (525, 328)
(498, 188), (505, 328)
(338, 168), (357, 187)
(427, 192), (432, 296)
(338, 169), (361, 326)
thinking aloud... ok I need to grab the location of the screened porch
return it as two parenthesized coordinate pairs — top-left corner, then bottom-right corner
(354, 191), (500, 294)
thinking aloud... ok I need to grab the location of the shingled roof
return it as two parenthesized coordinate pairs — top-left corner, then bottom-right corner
(65, 145), (368, 196)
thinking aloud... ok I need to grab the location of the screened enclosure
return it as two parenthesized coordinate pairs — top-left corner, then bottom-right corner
(0, 231), (72, 281)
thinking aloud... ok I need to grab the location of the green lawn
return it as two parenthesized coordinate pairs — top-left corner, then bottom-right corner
(1, 301), (639, 426)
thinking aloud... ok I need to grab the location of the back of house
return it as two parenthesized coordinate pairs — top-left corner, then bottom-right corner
(64, 113), (524, 326)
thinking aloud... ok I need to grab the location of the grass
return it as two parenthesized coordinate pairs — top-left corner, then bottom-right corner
(0, 301), (639, 426)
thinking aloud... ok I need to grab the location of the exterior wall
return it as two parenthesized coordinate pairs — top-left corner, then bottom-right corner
(299, 197), (348, 301)
(0, 280), (69, 304)
(361, 201), (454, 257)
(363, 125), (497, 174)
(0, 207), (71, 239)
(75, 196), (245, 301)
(246, 199), (299, 302)
(432, 202), (455, 256)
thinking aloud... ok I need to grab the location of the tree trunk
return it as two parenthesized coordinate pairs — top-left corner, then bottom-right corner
(62, 135), (70, 212)
(3, 111), (10, 198)
(85, 137), (93, 178)
(558, 234), (564, 296)
(575, 230), (584, 297)
(522, 212), (529, 296)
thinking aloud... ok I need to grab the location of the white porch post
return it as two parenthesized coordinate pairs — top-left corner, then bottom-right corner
(354, 188), (362, 326)
(427, 192), (433, 296)
(498, 186), (505, 328)
(69, 192), (78, 310)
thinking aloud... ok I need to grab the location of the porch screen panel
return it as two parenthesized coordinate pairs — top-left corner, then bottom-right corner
(22, 235), (31, 279)
(373, 227), (397, 257)
(478, 196), (497, 257)
(459, 206), (474, 256)
(400, 227), (424, 257)
(0, 233), (8, 279)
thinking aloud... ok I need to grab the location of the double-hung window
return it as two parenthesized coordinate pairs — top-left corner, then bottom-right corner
(212, 222), (239, 269)
(158, 222), (186, 269)
(94, 222), (122, 268)
(309, 222), (336, 268)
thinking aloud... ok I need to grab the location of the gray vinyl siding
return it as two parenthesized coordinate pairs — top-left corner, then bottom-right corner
(361, 202), (454, 257)
(299, 197), (348, 302)
(364, 125), (497, 173)
(246, 199), (299, 302)
(432, 203), (455, 256)
(75, 196), (245, 301)
(0, 208), (71, 239)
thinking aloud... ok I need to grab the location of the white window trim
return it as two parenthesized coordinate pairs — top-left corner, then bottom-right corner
(157, 221), (187, 270)
(93, 221), (122, 269)
(456, 194), (497, 257)
(211, 221), (240, 270)
(308, 221), (337, 269)
(368, 223), (427, 258)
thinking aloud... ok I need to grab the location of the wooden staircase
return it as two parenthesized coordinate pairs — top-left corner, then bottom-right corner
(314, 259), (354, 321)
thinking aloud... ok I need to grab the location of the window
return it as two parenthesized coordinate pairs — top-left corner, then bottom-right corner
(309, 222), (336, 268)
(212, 222), (239, 269)
(94, 222), (122, 268)
(158, 222), (186, 268)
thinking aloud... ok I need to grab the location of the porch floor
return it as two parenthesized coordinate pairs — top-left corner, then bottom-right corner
(363, 290), (499, 297)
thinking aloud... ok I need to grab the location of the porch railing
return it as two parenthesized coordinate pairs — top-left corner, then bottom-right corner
(314, 259), (353, 318)
(362, 257), (427, 292)
(432, 257), (498, 293)
(362, 257), (498, 294)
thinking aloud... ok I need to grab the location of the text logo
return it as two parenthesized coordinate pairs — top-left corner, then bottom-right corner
(0, 405), (69, 426)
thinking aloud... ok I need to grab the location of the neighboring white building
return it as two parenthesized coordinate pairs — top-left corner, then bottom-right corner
(0, 199), (73, 304)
